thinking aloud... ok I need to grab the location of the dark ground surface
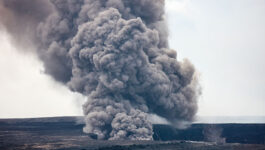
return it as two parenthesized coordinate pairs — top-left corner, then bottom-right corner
(0, 116), (264, 150)
(153, 124), (265, 144)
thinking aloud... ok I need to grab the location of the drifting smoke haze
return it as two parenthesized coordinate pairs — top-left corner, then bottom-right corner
(0, 0), (200, 140)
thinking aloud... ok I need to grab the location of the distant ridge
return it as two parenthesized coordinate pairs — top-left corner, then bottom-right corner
(2, 115), (265, 124)
(195, 116), (265, 123)
(0, 116), (84, 123)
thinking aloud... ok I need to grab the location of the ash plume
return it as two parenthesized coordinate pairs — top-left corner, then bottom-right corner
(203, 125), (226, 144)
(0, 0), (200, 140)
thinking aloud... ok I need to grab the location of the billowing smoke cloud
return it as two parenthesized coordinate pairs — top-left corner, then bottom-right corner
(0, 0), (200, 140)
(0, 0), (52, 50)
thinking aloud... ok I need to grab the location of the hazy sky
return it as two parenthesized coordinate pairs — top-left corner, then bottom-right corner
(0, 0), (264, 118)
(166, 0), (265, 116)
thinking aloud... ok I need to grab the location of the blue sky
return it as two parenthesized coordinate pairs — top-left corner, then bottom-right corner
(0, 0), (264, 119)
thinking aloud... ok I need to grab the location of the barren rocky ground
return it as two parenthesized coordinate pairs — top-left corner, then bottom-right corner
(0, 117), (264, 150)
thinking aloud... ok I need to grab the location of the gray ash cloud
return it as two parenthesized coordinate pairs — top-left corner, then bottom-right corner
(0, 0), (200, 140)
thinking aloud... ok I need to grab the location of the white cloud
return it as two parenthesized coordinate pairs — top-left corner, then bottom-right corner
(165, 0), (191, 14)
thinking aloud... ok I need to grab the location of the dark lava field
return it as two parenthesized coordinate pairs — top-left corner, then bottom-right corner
(0, 116), (264, 150)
